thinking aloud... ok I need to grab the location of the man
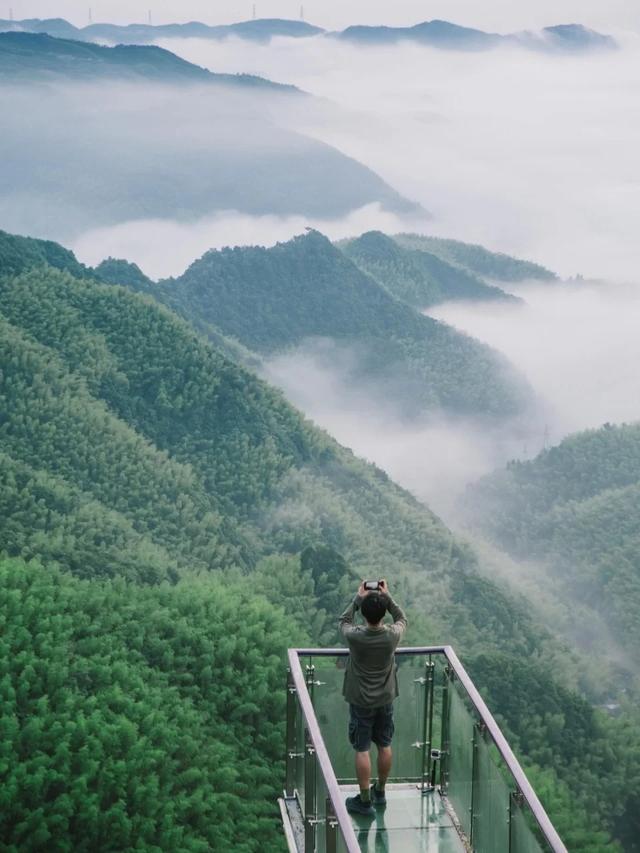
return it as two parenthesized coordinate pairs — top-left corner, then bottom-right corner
(339, 578), (407, 817)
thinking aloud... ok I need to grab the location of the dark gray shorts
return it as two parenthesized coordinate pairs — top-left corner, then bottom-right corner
(348, 703), (395, 752)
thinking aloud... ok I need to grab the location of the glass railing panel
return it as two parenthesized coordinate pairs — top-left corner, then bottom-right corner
(472, 730), (511, 852)
(446, 682), (475, 839)
(305, 653), (427, 785)
(511, 800), (546, 853)
(396, 655), (432, 782)
(307, 655), (352, 781)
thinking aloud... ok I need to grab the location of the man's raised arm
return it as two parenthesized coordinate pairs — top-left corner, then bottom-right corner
(339, 582), (365, 638)
(379, 580), (407, 639)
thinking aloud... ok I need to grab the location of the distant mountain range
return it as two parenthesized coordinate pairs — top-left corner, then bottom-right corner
(0, 16), (617, 53)
(0, 31), (298, 88)
(334, 21), (617, 52)
(0, 16), (323, 44)
(0, 33), (420, 238)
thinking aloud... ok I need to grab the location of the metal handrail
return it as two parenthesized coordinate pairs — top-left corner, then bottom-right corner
(292, 645), (568, 853)
(287, 648), (361, 853)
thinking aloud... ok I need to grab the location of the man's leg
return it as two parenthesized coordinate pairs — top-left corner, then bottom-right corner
(346, 706), (375, 815)
(376, 745), (392, 790)
(355, 749), (372, 798)
(372, 704), (395, 799)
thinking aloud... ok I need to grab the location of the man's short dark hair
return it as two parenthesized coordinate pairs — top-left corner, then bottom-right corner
(361, 593), (387, 625)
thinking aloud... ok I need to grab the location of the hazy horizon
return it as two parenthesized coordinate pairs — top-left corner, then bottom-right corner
(11, 0), (640, 34)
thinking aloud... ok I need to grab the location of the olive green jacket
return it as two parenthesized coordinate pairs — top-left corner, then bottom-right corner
(339, 594), (407, 708)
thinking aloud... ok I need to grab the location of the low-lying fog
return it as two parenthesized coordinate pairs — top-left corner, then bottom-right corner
(153, 31), (640, 282)
(265, 278), (640, 518)
(4, 14), (639, 517)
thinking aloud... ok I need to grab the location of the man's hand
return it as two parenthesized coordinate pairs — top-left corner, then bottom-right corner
(357, 580), (369, 598)
(379, 578), (389, 596)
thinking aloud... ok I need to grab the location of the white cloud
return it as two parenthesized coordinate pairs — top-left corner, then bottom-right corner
(428, 281), (640, 439)
(72, 204), (430, 279)
(159, 32), (640, 282)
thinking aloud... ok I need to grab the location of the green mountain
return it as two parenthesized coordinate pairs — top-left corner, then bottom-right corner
(0, 227), (95, 278)
(340, 230), (518, 308)
(462, 423), (640, 652)
(94, 256), (154, 291)
(0, 227), (524, 638)
(0, 31), (297, 89)
(394, 233), (557, 283)
(0, 231), (637, 850)
(156, 230), (530, 418)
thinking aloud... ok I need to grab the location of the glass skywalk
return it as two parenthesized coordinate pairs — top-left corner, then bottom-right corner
(279, 646), (568, 853)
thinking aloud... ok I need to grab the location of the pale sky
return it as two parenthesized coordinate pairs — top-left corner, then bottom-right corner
(8, 0), (639, 34)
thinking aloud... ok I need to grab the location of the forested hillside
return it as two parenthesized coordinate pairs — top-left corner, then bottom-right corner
(340, 230), (516, 308)
(394, 233), (557, 283)
(0, 31), (297, 89)
(0, 558), (301, 852)
(0, 232), (638, 849)
(462, 423), (640, 653)
(159, 230), (530, 418)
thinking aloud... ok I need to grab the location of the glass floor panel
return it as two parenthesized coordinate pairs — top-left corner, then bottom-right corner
(340, 784), (468, 853)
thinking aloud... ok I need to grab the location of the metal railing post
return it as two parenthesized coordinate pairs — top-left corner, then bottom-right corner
(440, 665), (451, 791)
(304, 725), (317, 852)
(470, 722), (483, 846)
(420, 656), (435, 791)
(304, 663), (317, 852)
(285, 667), (297, 797)
(326, 795), (338, 853)
(509, 790), (524, 853)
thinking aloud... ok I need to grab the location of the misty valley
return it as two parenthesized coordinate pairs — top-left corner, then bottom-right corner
(1, 9), (639, 853)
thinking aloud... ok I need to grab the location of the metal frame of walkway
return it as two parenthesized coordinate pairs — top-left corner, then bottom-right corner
(279, 645), (568, 853)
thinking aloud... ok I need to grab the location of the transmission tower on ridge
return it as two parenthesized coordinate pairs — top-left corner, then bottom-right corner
(148, 9), (152, 25)
(300, 5), (304, 20)
(88, 7), (92, 23)
(253, 4), (256, 19)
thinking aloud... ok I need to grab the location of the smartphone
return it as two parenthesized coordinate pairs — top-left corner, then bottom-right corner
(364, 580), (381, 591)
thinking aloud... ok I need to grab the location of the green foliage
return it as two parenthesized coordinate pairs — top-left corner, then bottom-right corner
(0, 258), (524, 650)
(464, 423), (640, 649)
(341, 230), (516, 308)
(394, 232), (557, 282)
(158, 229), (529, 418)
(0, 235), (635, 850)
(469, 653), (638, 850)
(0, 557), (299, 852)
(94, 257), (154, 292)
(0, 228), (92, 279)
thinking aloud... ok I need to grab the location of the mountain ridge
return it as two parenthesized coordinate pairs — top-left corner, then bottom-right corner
(0, 31), (299, 89)
(340, 230), (520, 308)
(0, 16), (616, 52)
(462, 422), (640, 654)
(156, 229), (532, 419)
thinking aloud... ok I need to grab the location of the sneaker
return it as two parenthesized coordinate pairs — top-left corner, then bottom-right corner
(345, 794), (375, 817)
(370, 783), (387, 807)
